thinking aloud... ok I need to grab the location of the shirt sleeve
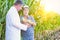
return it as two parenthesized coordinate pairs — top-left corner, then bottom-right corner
(30, 16), (36, 23)
(9, 10), (27, 31)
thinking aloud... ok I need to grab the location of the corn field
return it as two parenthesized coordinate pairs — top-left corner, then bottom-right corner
(0, 0), (60, 40)
(0, 0), (40, 40)
(0, 0), (15, 40)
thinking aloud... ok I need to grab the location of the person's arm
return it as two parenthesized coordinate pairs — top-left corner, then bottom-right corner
(21, 16), (36, 26)
(9, 12), (28, 31)
(28, 16), (36, 26)
(27, 20), (36, 26)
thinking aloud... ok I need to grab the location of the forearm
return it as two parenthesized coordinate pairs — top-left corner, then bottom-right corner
(19, 23), (27, 31)
(12, 22), (27, 31)
(27, 20), (36, 26)
(22, 18), (36, 26)
(30, 22), (36, 26)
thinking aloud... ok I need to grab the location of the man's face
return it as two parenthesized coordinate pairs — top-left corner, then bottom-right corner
(17, 4), (23, 11)
(23, 8), (29, 16)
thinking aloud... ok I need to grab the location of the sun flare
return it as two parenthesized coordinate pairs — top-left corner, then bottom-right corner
(40, 0), (60, 14)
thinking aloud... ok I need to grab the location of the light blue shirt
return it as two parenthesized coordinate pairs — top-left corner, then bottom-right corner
(5, 6), (27, 40)
(20, 16), (35, 40)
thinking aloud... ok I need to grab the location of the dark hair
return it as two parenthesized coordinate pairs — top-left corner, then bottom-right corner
(14, 0), (23, 5)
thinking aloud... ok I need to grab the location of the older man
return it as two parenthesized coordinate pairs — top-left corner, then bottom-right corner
(5, 1), (29, 40)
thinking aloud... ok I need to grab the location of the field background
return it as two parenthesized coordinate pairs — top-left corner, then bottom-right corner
(0, 0), (60, 40)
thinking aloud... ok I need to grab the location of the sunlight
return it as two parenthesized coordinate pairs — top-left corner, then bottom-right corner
(40, 0), (60, 14)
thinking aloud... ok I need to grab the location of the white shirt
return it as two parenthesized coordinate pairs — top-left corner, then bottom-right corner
(5, 6), (27, 40)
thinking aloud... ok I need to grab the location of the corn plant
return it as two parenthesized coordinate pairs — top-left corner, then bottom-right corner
(1, 0), (60, 40)
(0, 0), (15, 40)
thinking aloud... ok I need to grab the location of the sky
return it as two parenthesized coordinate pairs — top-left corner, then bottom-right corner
(40, 0), (60, 14)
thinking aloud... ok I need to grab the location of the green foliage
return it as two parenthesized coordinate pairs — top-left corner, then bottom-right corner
(0, 0), (15, 40)
(0, 0), (60, 40)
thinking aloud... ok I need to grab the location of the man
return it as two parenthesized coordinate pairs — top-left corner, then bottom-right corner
(20, 5), (36, 40)
(5, 1), (29, 40)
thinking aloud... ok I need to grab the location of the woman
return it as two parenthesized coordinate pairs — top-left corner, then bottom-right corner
(20, 5), (36, 40)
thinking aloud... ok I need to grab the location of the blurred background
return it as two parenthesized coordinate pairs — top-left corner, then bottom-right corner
(0, 0), (60, 40)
